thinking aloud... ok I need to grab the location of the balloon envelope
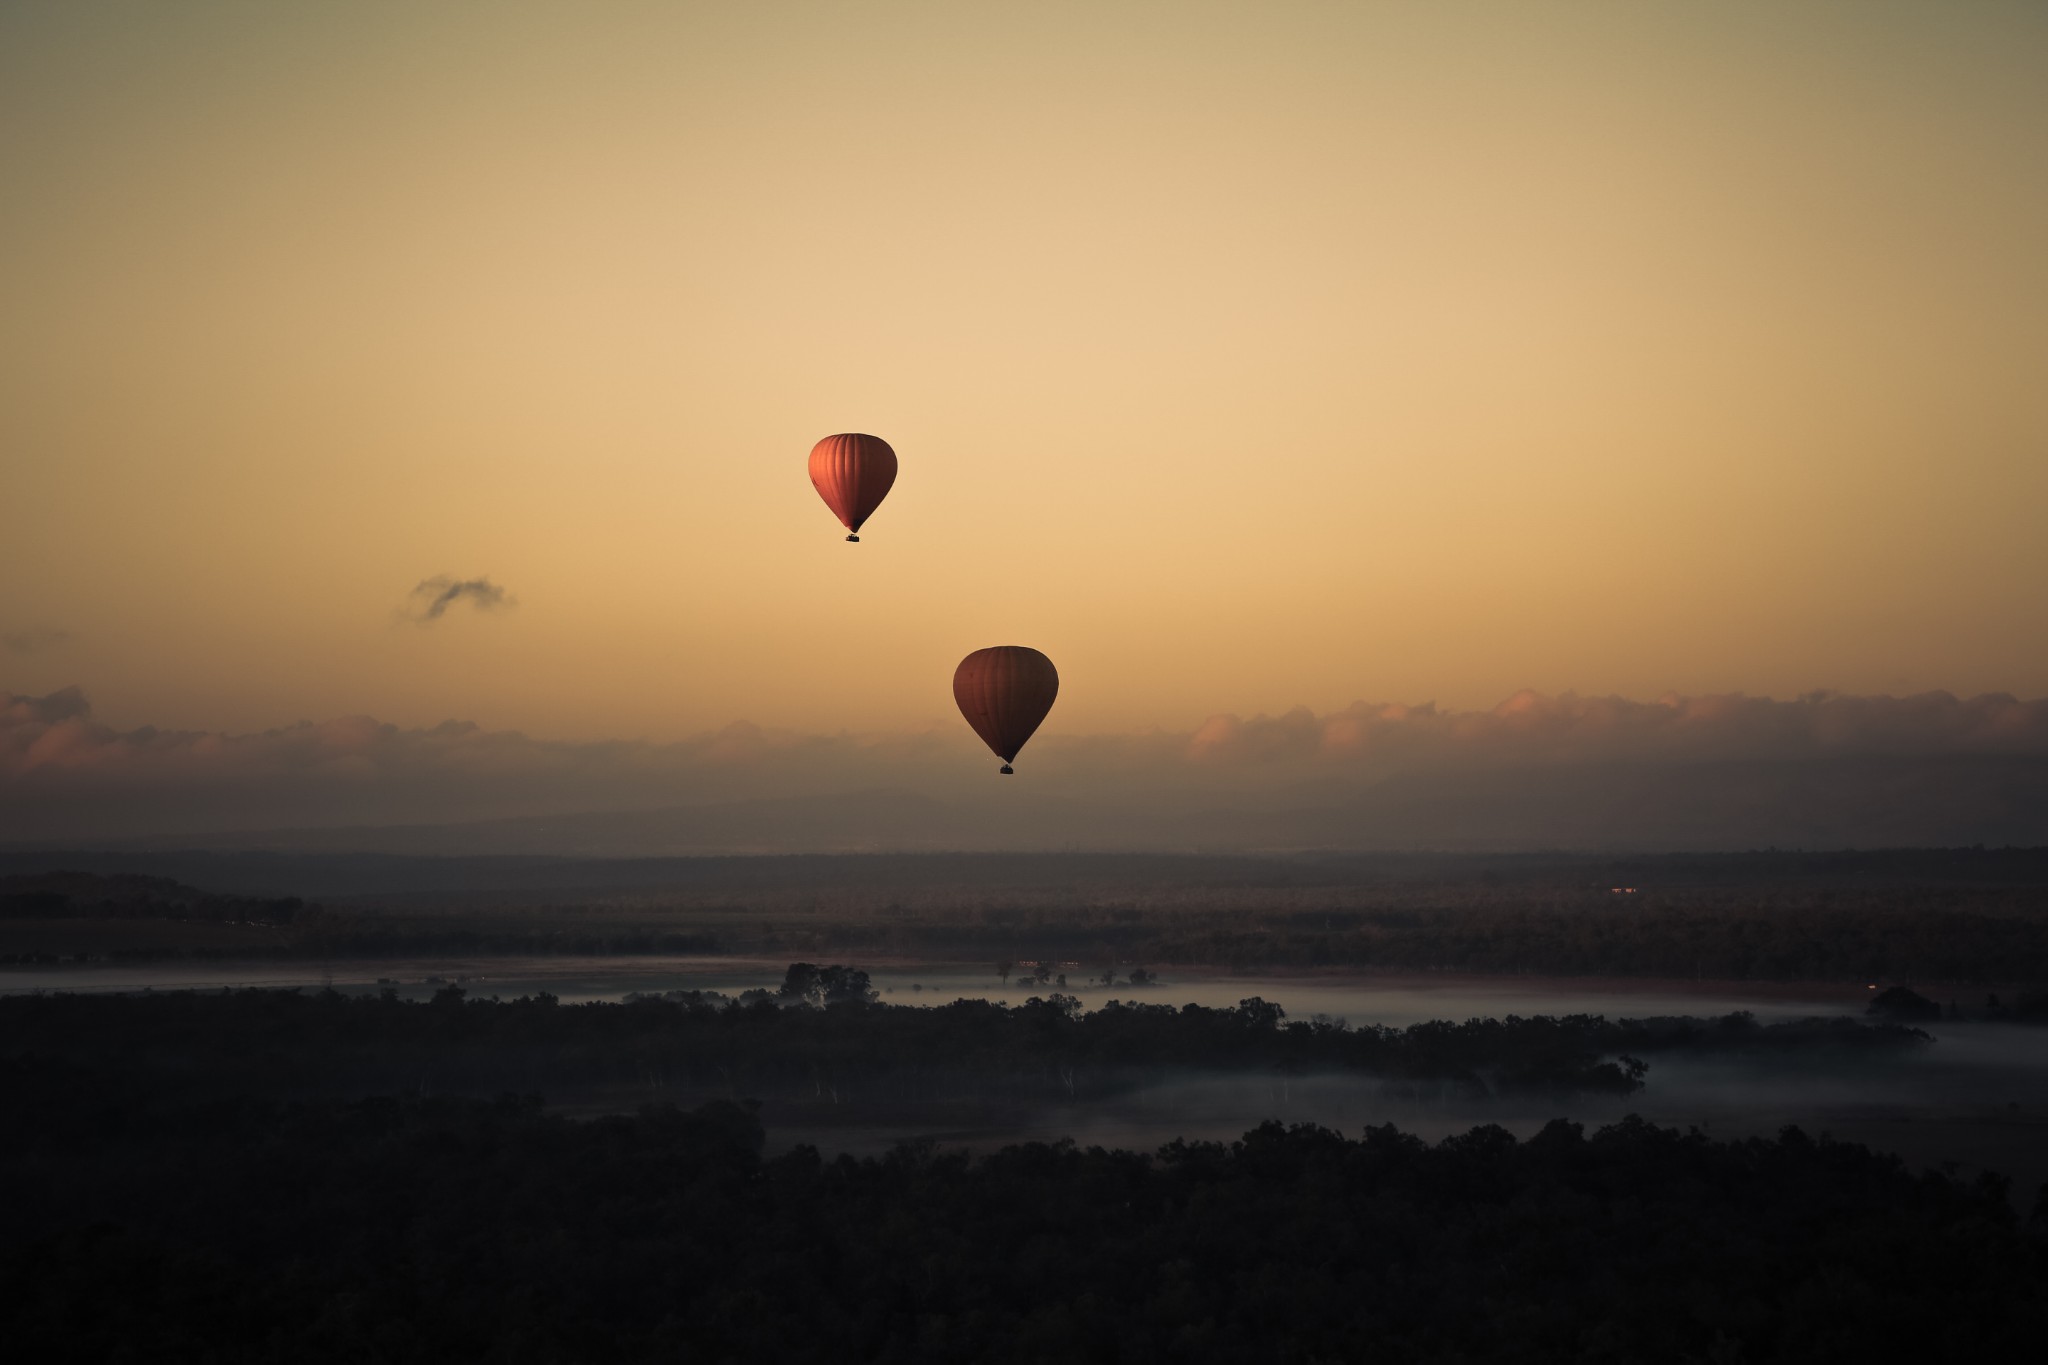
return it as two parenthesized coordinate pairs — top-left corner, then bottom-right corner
(808, 433), (897, 536)
(953, 646), (1059, 768)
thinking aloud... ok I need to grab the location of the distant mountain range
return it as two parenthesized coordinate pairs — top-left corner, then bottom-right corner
(49, 753), (2046, 858)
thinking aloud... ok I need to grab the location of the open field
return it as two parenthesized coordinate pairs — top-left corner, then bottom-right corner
(7, 848), (2048, 982)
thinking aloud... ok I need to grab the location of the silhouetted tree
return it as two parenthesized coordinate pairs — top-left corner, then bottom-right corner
(1868, 985), (1941, 1022)
(779, 962), (823, 1003)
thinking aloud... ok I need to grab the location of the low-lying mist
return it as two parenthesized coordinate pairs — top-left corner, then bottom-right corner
(872, 1023), (2048, 1205)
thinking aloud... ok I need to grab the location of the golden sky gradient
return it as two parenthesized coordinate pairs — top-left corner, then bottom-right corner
(5, 0), (2045, 744)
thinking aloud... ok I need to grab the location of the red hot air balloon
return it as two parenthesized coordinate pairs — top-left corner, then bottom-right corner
(808, 433), (897, 541)
(953, 646), (1059, 774)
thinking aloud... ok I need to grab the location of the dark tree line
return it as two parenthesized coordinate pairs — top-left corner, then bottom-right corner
(3, 1095), (2043, 1363)
(0, 976), (1934, 1116)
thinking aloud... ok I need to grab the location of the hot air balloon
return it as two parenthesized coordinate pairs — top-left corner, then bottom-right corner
(808, 433), (897, 541)
(953, 646), (1059, 774)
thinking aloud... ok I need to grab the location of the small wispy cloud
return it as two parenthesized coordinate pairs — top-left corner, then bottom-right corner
(3, 628), (73, 655)
(404, 576), (514, 623)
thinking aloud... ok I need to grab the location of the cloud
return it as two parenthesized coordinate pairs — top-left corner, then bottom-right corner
(2, 686), (2046, 850)
(3, 628), (73, 654)
(404, 576), (513, 622)
(1179, 689), (2048, 770)
(2, 685), (92, 727)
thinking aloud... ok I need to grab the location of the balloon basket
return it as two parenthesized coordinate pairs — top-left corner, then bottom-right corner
(999, 765), (1014, 775)
(845, 534), (860, 542)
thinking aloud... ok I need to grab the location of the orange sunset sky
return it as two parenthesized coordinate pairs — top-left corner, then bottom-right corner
(5, 0), (2046, 749)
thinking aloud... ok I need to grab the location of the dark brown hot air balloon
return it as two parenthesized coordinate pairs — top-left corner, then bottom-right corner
(953, 646), (1059, 774)
(808, 433), (897, 541)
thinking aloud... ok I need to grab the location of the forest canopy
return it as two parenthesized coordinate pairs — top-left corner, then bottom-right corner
(4, 1095), (2043, 1363)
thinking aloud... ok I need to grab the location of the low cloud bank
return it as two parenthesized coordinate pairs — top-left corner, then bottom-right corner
(1183, 690), (2048, 767)
(4, 687), (2046, 850)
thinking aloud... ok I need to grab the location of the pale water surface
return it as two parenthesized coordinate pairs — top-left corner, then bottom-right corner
(0, 955), (1873, 1022)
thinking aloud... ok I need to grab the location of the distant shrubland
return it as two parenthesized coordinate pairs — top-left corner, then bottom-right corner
(4, 849), (2048, 981)
(0, 871), (302, 924)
